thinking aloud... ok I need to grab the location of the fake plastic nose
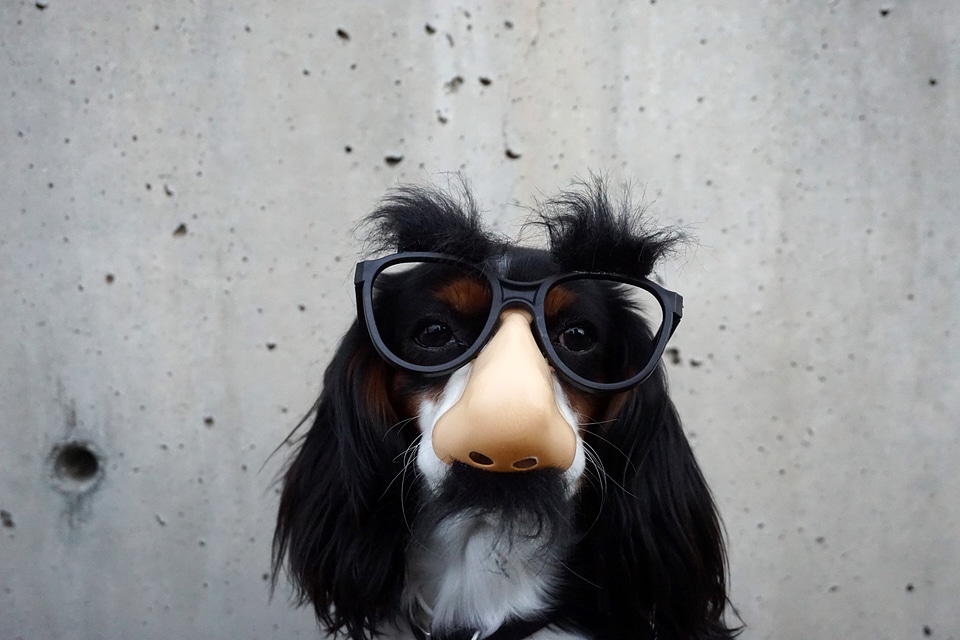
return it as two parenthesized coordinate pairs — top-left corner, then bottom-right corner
(431, 309), (577, 472)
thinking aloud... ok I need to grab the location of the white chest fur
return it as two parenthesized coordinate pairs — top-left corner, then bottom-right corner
(401, 510), (565, 637)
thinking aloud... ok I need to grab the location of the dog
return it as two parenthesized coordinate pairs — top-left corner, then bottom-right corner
(273, 178), (737, 640)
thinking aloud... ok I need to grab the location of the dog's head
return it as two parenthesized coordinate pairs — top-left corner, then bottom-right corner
(274, 179), (735, 640)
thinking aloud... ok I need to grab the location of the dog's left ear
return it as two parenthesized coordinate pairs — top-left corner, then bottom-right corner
(569, 366), (734, 639)
(273, 324), (412, 639)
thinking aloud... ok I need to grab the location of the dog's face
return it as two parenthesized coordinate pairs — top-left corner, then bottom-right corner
(274, 180), (733, 640)
(359, 245), (678, 497)
(364, 245), (683, 635)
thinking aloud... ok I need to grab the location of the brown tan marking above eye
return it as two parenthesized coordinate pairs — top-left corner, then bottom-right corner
(435, 278), (492, 315)
(545, 285), (578, 317)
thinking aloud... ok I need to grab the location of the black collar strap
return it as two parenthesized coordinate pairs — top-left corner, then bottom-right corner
(410, 617), (551, 640)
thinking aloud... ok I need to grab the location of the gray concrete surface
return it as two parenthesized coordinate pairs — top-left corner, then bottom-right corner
(2, 1), (958, 638)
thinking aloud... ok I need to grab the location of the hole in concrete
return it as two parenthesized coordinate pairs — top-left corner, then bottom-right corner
(54, 442), (100, 482)
(49, 440), (105, 498)
(444, 75), (464, 92)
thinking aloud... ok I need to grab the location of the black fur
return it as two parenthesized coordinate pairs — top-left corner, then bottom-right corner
(563, 369), (732, 639)
(534, 176), (683, 278)
(362, 180), (502, 262)
(273, 178), (738, 640)
(272, 328), (411, 638)
(414, 463), (575, 560)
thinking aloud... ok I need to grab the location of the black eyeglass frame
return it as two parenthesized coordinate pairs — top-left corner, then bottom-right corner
(354, 252), (683, 393)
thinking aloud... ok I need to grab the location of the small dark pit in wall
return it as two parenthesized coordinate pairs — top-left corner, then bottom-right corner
(444, 76), (464, 92)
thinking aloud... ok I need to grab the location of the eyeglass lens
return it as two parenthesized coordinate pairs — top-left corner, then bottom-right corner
(370, 260), (665, 386)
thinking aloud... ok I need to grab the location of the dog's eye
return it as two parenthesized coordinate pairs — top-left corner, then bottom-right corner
(415, 321), (456, 348)
(557, 325), (596, 353)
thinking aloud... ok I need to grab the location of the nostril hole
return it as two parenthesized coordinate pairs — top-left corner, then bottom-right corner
(468, 451), (494, 466)
(512, 457), (538, 470)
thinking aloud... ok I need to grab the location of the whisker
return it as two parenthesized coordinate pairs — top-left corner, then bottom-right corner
(581, 435), (643, 501)
(385, 415), (419, 442)
(579, 416), (618, 428)
(582, 427), (641, 477)
(581, 442), (607, 494)
(557, 558), (601, 589)
(260, 396), (322, 476)
(578, 443), (608, 536)
(590, 427), (660, 492)
(398, 433), (426, 534)
(382, 432), (422, 497)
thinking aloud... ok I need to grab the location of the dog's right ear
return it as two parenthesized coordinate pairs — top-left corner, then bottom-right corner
(568, 366), (735, 639)
(272, 323), (411, 639)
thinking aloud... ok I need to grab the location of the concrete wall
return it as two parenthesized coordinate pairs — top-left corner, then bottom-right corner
(2, 1), (958, 638)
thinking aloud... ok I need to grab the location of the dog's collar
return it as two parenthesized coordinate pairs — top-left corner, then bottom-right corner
(409, 617), (551, 640)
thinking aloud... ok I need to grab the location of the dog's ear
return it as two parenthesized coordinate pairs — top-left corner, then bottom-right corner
(273, 324), (411, 639)
(571, 367), (734, 639)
